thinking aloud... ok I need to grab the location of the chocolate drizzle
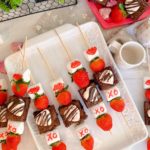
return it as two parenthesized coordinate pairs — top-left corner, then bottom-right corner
(35, 109), (51, 126)
(124, 0), (148, 20)
(99, 70), (114, 85)
(7, 99), (25, 117)
(0, 107), (7, 123)
(64, 105), (80, 122)
(125, 0), (140, 14)
(83, 86), (100, 103)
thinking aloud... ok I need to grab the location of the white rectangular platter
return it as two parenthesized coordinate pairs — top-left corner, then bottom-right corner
(4, 22), (148, 150)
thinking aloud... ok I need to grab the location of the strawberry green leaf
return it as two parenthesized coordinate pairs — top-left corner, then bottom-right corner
(51, 140), (60, 147)
(0, 139), (6, 144)
(119, 3), (127, 17)
(55, 85), (69, 97)
(81, 134), (90, 141)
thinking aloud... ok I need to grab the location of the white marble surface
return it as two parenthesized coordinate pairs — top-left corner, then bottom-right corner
(0, 0), (148, 150)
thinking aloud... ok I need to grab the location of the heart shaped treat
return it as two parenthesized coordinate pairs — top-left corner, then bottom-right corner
(71, 60), (81, 69)
(35, 109), (52, 126)
(86, 47), (97, 55)
(7, 98), (25, 117)
(99, 69), (114, 85)
(64, 105), (80, 122)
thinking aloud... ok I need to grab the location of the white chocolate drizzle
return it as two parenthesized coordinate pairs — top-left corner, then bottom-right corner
(64, 105), (80, 122)
(35, 109), (52, 126)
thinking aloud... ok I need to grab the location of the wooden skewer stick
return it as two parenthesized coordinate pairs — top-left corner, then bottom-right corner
(20, 36), (28, 71)
(121, 112), (130, 129)
(76, 23), (91, 48)
(19, 37), (36, 84)
(37, 48), (57, 80)
(109, 130), (112, 135)
(146, 46), (150, 73)
(54, 29), (73, 61)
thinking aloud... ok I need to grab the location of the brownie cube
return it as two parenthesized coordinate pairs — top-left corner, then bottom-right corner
(0, 105), (8, 127)
(144, 101), (150, 125)
(94, 66), (118, 90)
(59, 100), (87, 127)
(34, 105), (60, 134)
(7, 95), (31, 122)
(79, 82), (103, 108)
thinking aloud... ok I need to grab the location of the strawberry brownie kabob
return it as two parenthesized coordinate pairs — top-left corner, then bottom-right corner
(37, 48), (94, 150)
(0, 79), (8, 150)
(55, 29), (113, 133)
(77, 25), (127, 118)
(7, 70), (31, 150)
(19, 39), (67, 150)
(2, 38), (32, 150)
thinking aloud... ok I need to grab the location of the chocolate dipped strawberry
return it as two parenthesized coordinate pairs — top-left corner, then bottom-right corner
(11, 69), (31, 97)
(0, 79), (8, 105)
(84, 47), (105, 73)
(51, 78), (72, 105)
(28, 83), (49, 110)
(67, 60), (90, 89)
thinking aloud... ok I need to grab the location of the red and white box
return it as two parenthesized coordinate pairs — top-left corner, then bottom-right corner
(45, 130), (60, 146)
(7, 120), (24, 135)
(144, 77), (150, 89)
(104, 86), (121, 101)
(76, 124), (90, 140)
(0, 128), (7, 142)
(90, 102), (107, 118)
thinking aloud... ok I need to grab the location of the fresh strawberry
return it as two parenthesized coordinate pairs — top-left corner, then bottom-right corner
(145, 89), (150, 101)
(90, 58), (105, 73)
(72, 69), (90, 88)
(34, 95), (49, 110)
(13, 74), (22, 81)
(87, 47), (97, 55)
(52, 141), (66, 150)
(6, 134), (21, 149)
(28, 86), (40, 94)
(0, 90), (7, 105)
(56, 90), (72, 105)
(110, 4), (126, 23)
(110, 98), (125, 112)
(81, 134), (94, 150)
(147, 137), (150, 150)
(1, 143), (7, 150)
(12, 82), (28, 97)
(71, 60), (81, 68)
(96, 113), (113, 131)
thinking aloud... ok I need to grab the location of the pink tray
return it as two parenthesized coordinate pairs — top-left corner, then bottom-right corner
(86, 0), (150, 29)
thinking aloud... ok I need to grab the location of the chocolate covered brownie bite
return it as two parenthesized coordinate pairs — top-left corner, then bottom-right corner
(79, 82), (103, 108)
(34, 105), (60, 134)
(94, 66), (118, 90)
(59, 100), (87, 127)
(0, 105), (8, 127)
(7, 95), (31, 122)
(144, 101), (150, 125)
